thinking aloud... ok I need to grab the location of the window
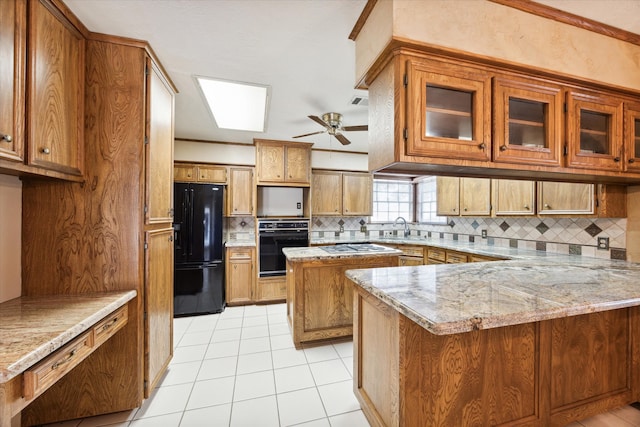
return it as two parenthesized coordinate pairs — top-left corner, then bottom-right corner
(371, 176), (448, 224)
(371, 179), (413, 222)
(417, 176), (447, 224)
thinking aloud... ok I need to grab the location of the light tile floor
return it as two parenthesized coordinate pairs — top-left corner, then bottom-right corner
(44, 303), (640, 427)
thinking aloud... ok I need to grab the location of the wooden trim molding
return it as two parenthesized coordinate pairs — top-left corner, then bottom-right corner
(490, 0), (640, 46)
(174, 137), (252, 147)
(348, 0), (377, 41)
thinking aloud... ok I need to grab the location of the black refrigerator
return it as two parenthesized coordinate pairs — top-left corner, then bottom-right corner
(173, 183), (225, 316)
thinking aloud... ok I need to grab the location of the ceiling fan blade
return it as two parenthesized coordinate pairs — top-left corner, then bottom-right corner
(342, 125), (368, 132)
(334, 133), (351, 145)
(308, 115), (330, 128)
(293, 130), (326, 138)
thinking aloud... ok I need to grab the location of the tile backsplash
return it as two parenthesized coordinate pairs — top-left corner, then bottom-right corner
(311, 216), (627, 261)
(226, 216), (255, 241)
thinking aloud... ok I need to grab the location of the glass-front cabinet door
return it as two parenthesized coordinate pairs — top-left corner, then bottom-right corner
(625, 104), (640, 172)
(566, 90), (623, 171)
(406, 59), (491, 161)
(493, 77), (562, 167)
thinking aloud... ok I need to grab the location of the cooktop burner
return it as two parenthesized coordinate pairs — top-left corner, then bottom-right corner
(320, 244), (390, 254)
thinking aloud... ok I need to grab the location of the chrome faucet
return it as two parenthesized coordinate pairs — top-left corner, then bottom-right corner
(394, 216), (410, 238)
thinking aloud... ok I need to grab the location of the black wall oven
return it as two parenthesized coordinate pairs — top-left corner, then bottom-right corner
(258, 219), (309, 277)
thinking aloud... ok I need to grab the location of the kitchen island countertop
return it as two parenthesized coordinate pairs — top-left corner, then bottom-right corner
(283, 244), (402, 261)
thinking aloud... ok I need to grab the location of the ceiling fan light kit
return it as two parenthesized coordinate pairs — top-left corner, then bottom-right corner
(293, 112), (367, 145)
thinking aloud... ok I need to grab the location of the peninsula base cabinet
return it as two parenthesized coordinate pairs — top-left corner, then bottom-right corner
(352, 286), (640, 427)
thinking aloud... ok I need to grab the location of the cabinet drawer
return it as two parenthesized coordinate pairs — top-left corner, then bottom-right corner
(470, 255), (503, 262)
(446, 251), (469, 264)
(399, 246), (424, 258)
(94, 306), (128, 346)
(399, 256), (423, 266)
(228, 247), (253, 260)
(23, 331), (94, 400)
(427, 248), (446, 262)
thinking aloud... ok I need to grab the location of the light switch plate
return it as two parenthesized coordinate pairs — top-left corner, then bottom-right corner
(597, 237), (609, 250)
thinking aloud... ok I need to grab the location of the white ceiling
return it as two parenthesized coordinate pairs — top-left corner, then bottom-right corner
(63, 0), (640, 155)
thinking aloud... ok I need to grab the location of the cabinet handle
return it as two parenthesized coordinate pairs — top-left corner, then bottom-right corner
(452, 208), (456, 212)
(464, 207), (468, 211)
(1, 134), (12, 142)
(614, 157), (621, 162)
(544, 203), (550, 208)
(524, 205), (530, 210)
(101, 317), (119, 332)
(42, 147), (50, 154)
(478, 142), (486, 150)
(500, 145), (507, 151)
(630, 159), (636, 163)
(52, 349), (77, 370)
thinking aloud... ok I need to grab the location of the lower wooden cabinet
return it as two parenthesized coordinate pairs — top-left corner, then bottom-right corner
(226, 246), (255, 305)
(256, 276), (287, 303)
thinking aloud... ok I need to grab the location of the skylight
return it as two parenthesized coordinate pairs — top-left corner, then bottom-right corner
(195, 76), (269, 132)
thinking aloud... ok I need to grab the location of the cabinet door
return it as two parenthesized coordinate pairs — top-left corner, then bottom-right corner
(0, 0), (25, 162)
(493, 179), (535, 216)
(257, 144), (284, 182)
(342, 172), (372, 216)
(27, 0), (84, 176)
(625, 104), (640, 172)
(285, 146), (310, 183)
(146, 61), (174, 224)
(226, 247), (254, 304)
(312, 172), (342, 215)
(144, 228), (174, 396)
(436, 176), (459, 216)
(493, 77), (562, 167)
(566, 90), (623, 171)
(406, 59), (491, 161)
(198, 165), (227, 183)
(538, 182), (594, 215)
(228, 167), (255, 216)
(460, 178), (491, 216)
(174, 163), (197, 182)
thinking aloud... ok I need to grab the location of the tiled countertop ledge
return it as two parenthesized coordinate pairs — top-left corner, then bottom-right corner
(283, 245), (403, 261)
(0, 291), (136, 383)
(225, 240), (256, 247)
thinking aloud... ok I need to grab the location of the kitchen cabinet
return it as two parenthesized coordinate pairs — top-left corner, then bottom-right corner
(625, 103), (640, 172)
(27, 0), (84, 178)
(382, 244), (425, 266)
(226, 246), (255, 305)
(256, 276), (286, 303)
(537, 182), (594, 215)
(312, 170), (372, 216)
(493, 76), (563, 167)
(174, 162), (228, 183)
(367, 48), (640, 183)
(405, 57), (491, 162)
(21, 35), (176, 424)
(493, 179), (535, 216)
(255, 139), (312, 185)
(446, 250), (469, 264)
(566, 89), (624, 172)
(227, 167), (255, 216)
(0, 0), (25, 164)
(436, 176), (491, 216)
(144, 228), (174, 393)
(426, 247), (446, 264)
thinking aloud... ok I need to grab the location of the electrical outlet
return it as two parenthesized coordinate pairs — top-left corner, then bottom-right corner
(481, 229), (487, 238)
(383, 230), (394, 237)
(339, 225), (344, 233)
(360, 225), (367, 232)
(597, 237), (609, 250)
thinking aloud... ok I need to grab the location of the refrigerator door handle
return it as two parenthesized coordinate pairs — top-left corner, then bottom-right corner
(181, 189), (189, 257)
(189, 188), (195, 256)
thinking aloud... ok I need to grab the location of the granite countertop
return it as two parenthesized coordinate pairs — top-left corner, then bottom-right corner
(346, 257), (640, 336)
(283, 244), (403, 261)
(0, 290), (136, 383)
(225, 240), (256, 248)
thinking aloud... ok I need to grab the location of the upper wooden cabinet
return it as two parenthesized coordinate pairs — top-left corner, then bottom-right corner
(312, 170), (372, 216)
(493, 179), (535, 216)
(27, 0), (84, 177)
(255, 139), (312, 185)
(174, 162), (227, 184)
(624, 103), (640, 172)
(0, 0), (25, 164)
(227, 167), (255, 216)
(146, 60), (174, 224)
(493, 77), (563, 167)
(436, 176), (491, 216)
(537, 182), (594, 215)
(406, 58), (491, 161)
(566, 89), (624, 172)
(367, 48), (640, 183)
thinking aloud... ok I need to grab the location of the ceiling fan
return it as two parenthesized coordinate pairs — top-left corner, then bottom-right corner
(292, 112), (367, 145)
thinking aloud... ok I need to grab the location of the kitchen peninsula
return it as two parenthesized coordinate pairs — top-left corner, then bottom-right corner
(283, 244), (401, 348)
(346, 258), (640, 427)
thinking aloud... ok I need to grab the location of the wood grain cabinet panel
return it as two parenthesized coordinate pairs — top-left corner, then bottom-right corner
(436, 176), (490, 216)
(285, 145), (310, 183)
(174, 163), (196, 182)
(312, 170), (372, 216)
(312, 171), (342, 215)
(27, 0), (84, 177)
(493, 179), (535, 216)
(625, 103), (640, 172)
(0, 0), (25, 163)
(538, 181), (594, 215)
(197, 164), (227, 183)
(226, 246), (255, 305)
(227, 167), (255, 216)
(255, 139), (312, 185)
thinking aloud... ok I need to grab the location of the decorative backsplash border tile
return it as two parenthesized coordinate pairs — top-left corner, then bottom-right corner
(310, 216), (627, 261)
